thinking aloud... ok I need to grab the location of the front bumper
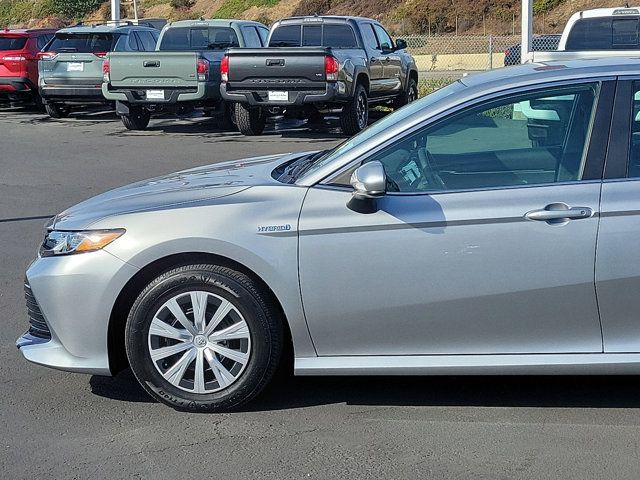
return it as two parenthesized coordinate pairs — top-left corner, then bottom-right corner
(221, 82), (347, 106)
(40, 84), (105, 103)
(102, 81), (213, 104)
(16, 250), (139, 376)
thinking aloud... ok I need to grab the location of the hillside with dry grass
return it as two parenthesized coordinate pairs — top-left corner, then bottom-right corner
(1, 0), (635, 35)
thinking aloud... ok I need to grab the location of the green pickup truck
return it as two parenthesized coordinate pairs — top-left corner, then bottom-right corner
(102, 19), (269, 130)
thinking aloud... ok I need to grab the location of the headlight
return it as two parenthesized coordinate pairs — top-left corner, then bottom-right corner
(40, 229), (125, 257)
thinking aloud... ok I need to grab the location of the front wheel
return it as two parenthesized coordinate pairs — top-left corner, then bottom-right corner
(340, 84), (368, 135)
(45, 102), (70, 118)
(125, 264), (283, 412)
(235, 103), (265, 136)
(121, 106), (150, 130)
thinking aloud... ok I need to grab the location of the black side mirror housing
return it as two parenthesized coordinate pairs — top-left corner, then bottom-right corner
(395, 38), (407, 51)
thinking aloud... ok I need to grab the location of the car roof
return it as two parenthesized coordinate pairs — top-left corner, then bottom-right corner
(56, 24), (158, 34)
(166, 19), (264, 28)
(278, 15), (375, 24)
(568, 6), (640, 19)
(461, 56), (640, 89)
(0, 28), (57, 36)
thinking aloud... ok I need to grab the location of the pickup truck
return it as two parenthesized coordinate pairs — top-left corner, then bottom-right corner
(220, 16), (419, 136)
(102, 19), (269, 130)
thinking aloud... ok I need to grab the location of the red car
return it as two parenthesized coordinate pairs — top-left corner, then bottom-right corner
(0, 28), (57, 105)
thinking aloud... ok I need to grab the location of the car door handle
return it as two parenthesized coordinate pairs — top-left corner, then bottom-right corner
(525, 204), (593, 222)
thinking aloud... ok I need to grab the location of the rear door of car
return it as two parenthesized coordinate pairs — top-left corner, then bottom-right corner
(595, 78), (640, 353)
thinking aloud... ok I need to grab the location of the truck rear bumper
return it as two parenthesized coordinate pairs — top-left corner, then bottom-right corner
(221, 82), (347, 106)
(102, 82), (212, 104)
(40, 85), (105, 104)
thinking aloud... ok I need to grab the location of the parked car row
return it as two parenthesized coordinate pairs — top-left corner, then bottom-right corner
(2, 16), (418, 136)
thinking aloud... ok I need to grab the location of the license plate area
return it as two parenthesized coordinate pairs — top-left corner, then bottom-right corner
(268, 91), (288, 102)
(66, 62), (84, 72)
(146, 89), (165, 100)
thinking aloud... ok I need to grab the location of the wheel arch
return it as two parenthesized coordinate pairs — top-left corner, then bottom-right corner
(107, 251), (294, 375)
(353, 70), (370, 95)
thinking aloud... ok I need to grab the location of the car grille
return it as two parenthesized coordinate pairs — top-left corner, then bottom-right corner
(24, 280), (50, 339)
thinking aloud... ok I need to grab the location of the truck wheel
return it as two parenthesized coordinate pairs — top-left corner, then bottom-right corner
(125, 263), (284, 412)
(216, 102), (236, 131)
(235, 104), (265, 136)
(45, 103), (70, 119)
(340, 84), (368, 135)
(394, 77), (418, 109)
(121, 107), (151, 130)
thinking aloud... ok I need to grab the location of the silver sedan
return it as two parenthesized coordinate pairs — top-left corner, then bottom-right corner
(17, 57), (640, 411)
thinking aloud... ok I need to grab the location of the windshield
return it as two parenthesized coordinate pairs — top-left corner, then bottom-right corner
(298, 80), (466, 181)
(0, 37), (27, 50)
(159, 27), (239, 51)
(46, 33), (118, 53)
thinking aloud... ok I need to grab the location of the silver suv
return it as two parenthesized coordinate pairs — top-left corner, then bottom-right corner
(17, 57), (640, 411)
(39, 23), (159, 118)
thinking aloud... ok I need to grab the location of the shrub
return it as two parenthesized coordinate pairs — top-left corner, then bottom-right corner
(52, 0), (100, 18)
(170, 0), (194, 9)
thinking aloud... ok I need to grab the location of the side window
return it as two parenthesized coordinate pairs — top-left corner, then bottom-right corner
(360, 24), (379, 50)
(37, 35), (49, 50)
(373, 24), (393, 51)
(128, 33), (141, 51)
(241, 26), (262, 48)
(302, 25), (322, 46)
(137, 31), (157, 51)
(627, 82), (640, 177)
(363, 84), (599, 193)
(322, 24), (357, 48)
(257, 27), (269, 46)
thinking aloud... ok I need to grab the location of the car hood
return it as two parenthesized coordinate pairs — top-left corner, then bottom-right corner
(52, 152), (307, 230)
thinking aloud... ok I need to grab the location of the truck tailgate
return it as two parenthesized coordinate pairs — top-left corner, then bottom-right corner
(108, 52), (199, 88)
(226, 47), (329, 89)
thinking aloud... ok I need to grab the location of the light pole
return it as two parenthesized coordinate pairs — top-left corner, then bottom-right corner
(111, 0), (120, 21)
(521, 0), (532, 63)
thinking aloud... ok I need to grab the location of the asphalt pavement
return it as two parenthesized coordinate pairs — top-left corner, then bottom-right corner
(2, 106), (640, 480)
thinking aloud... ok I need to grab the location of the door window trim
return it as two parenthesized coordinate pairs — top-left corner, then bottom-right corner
(320, 79), (616, 195)
(604, 77), (635, 179)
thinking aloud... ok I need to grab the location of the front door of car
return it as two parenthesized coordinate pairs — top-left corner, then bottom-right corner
(372, 24), (402, 95)
(298, 81), (613, 356)
(359, 22), (386, 96)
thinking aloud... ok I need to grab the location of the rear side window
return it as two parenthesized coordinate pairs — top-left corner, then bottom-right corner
(0, 37), (27, 50)
(46, 33), (117, 53)
(136, 31), (157, 51)
(257, 27), (269, 45)
(36, 35), (51, 50)
(269, 25), (300, 47)
(323, 25), (357, 48)
(159, 27), (239, 50)
(566, 17), (640, 50)
(241, 26), (262, 48)
(360, 24), (379, 50)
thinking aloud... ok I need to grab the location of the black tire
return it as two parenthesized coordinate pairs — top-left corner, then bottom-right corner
(216, 102), (236, 131)
(235, 103), (265, 136)
(121, 107), (150, 130)
(45, 103), (70, 119)
(340, 83), (368, 135)
(125, 264), (284, 412)
(394, 76), (418, 109)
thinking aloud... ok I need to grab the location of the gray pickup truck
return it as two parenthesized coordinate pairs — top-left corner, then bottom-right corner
(220, 16), (419, 136)
(102, 19), (269, 130)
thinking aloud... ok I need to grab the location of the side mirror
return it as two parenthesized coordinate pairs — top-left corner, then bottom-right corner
(395, 38), (407, 51)
(350, 161), (386, 200)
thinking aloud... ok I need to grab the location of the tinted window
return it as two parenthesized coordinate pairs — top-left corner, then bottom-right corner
(137, 31), (157, 51)
(566, 17), (640, 50)
(128, 33), (140, 51)
(373, 24), (393, 50)
(159, 27), (239, 50)
(364, 84), (598, 192)
(627, 82), (640, 177)
(323, 24), (357, 48)
(0, 37), (27, 50)
(257, 27), (269, 45)
(302, 25), (322, 46)
(269, 25), (301, 47)
(47, 33), (117, 53)
(360, 24), (379, 50)
(241, 26), (261, 48)
(36, 35), (50, 50)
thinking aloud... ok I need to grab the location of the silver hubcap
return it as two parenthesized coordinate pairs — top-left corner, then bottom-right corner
(147, 291), (251, 394)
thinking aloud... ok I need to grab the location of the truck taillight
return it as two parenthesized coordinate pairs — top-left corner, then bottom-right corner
(220, 55), (229, 83)
(102, 58), (110, 82)
(197, 58), (209, 81)
(325, 55), (339, 81)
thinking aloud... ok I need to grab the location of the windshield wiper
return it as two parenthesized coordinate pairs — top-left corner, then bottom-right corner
(278, 150), (327, 183)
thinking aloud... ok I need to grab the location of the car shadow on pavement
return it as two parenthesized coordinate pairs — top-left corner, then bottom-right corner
(89, 370), (640, 410)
